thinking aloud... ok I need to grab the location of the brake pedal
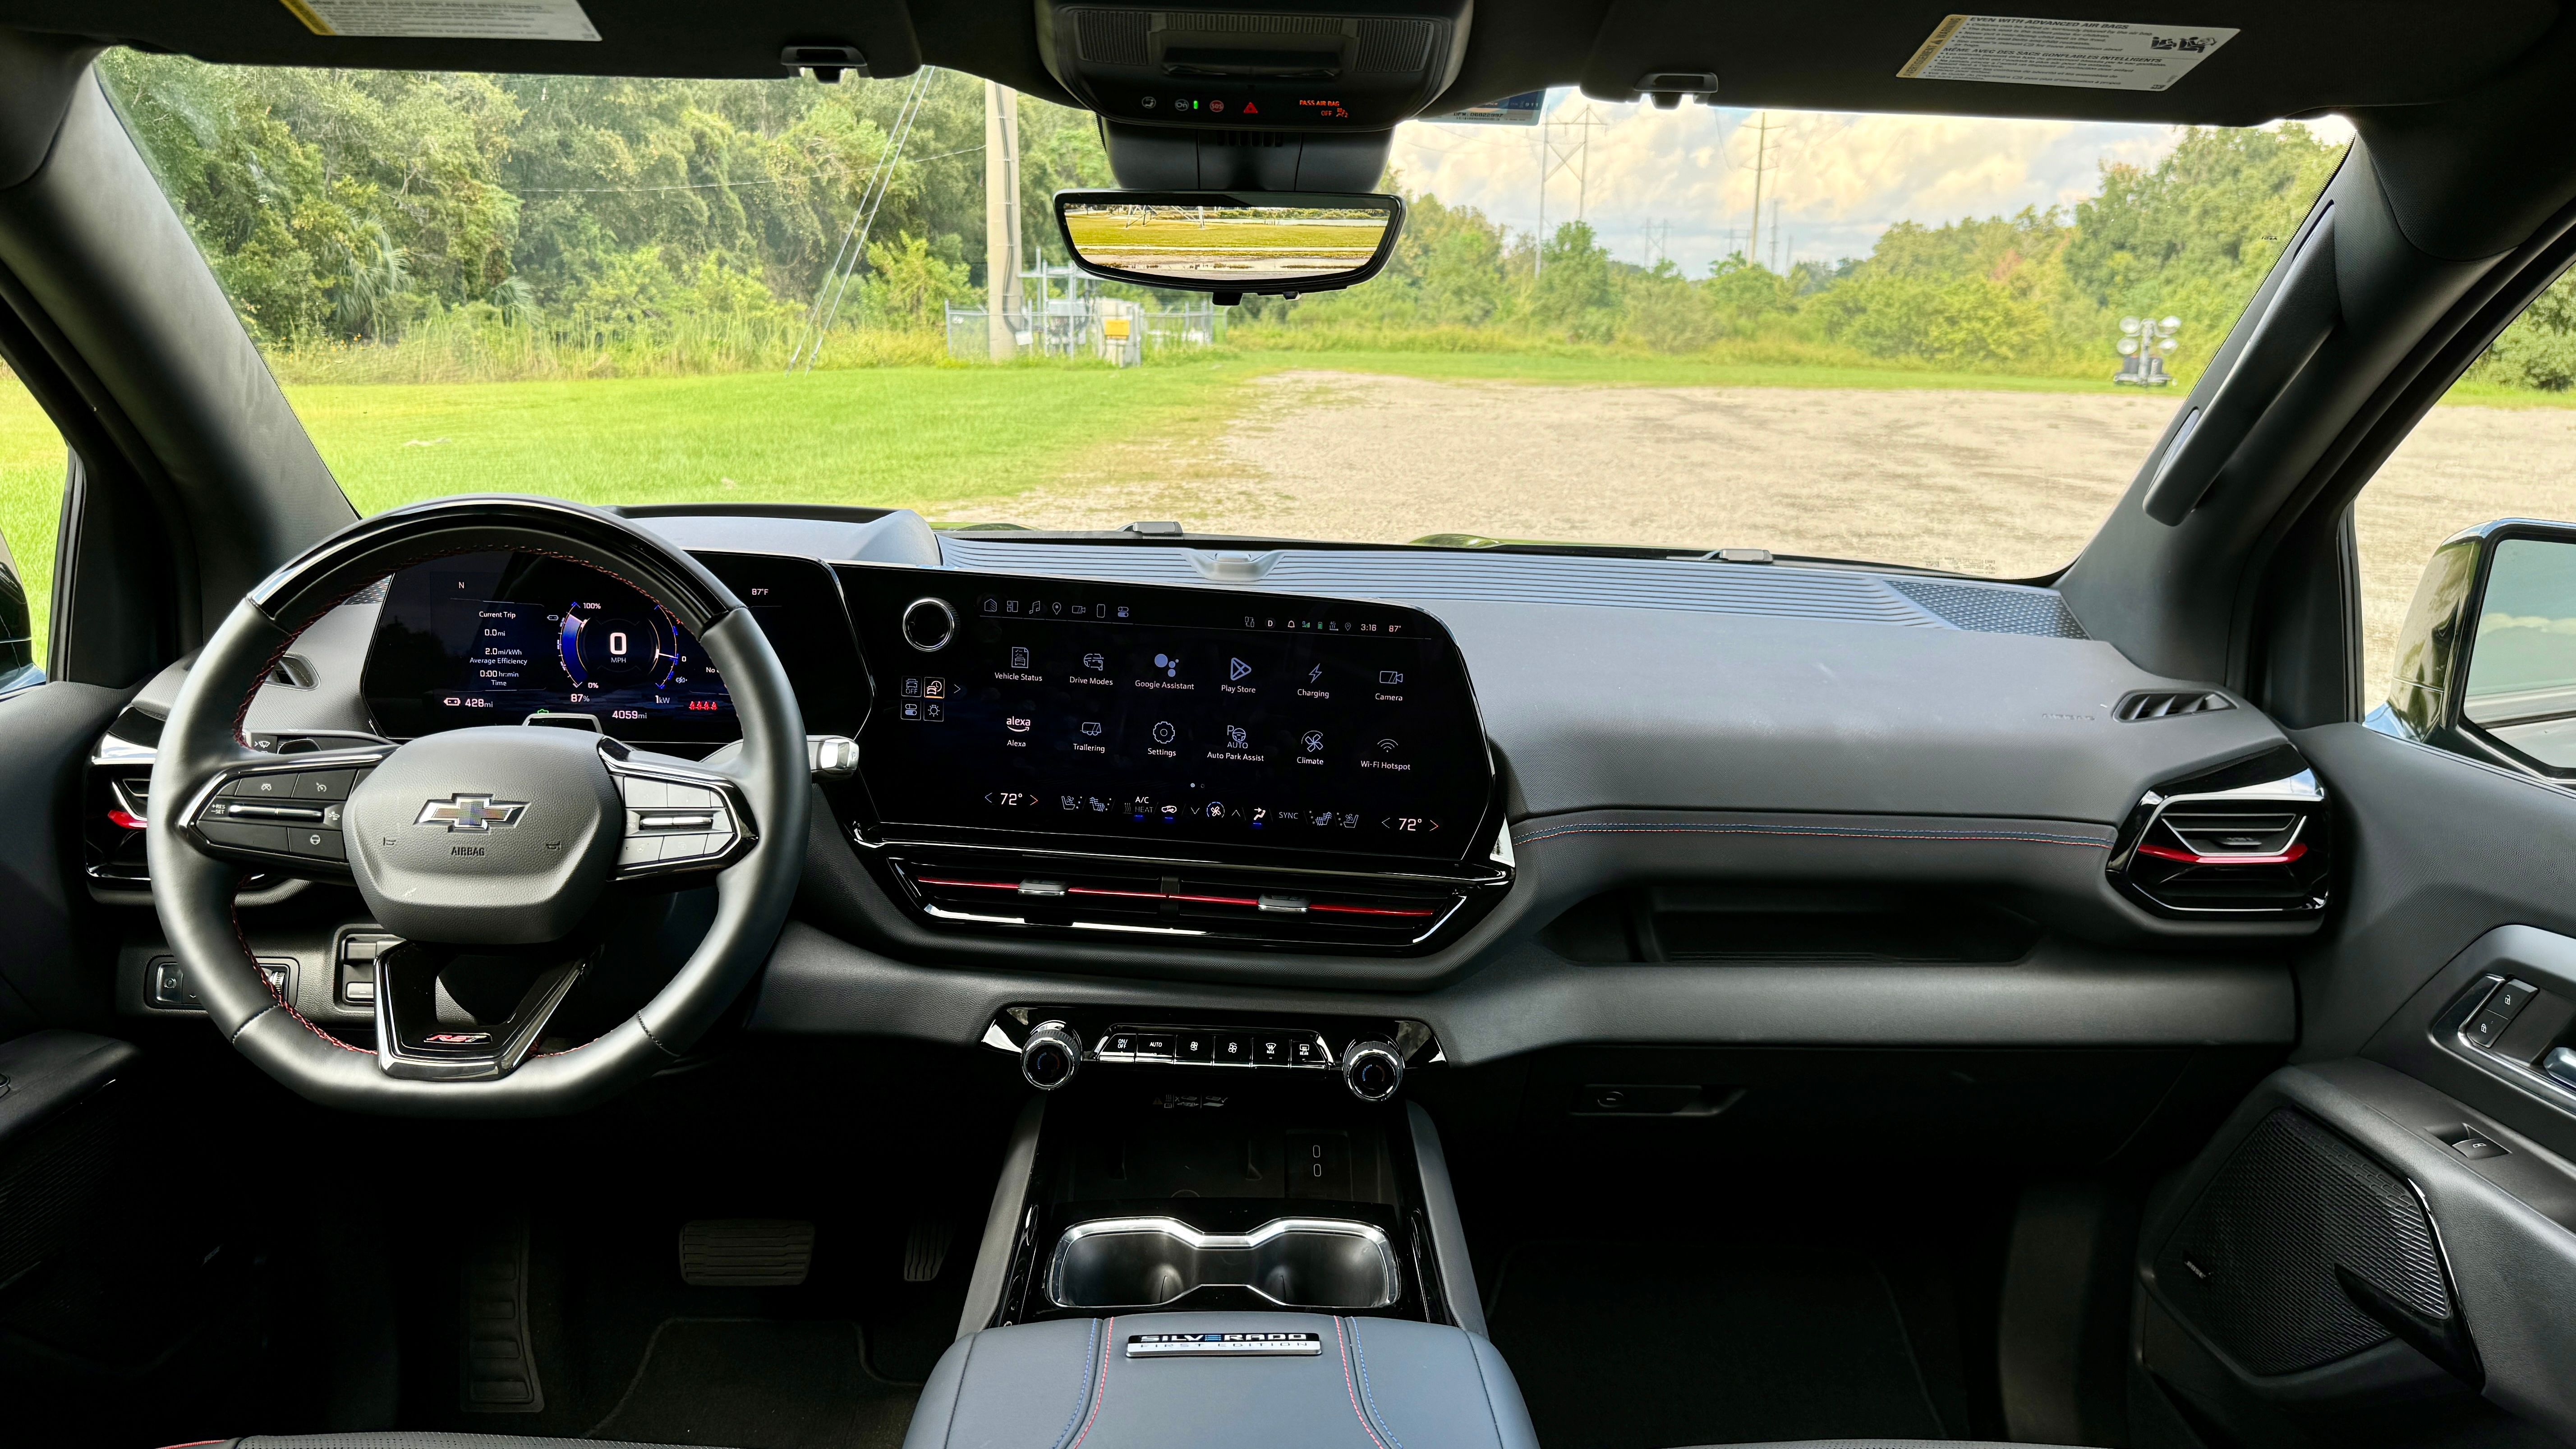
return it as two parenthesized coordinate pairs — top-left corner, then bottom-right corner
(460, 1217), (544, 1413)
(679, 1219), (815, 1287)
(903, 1210), (952, 1283)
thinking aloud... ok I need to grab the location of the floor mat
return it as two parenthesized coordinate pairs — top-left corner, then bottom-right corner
(585, 1317), (917, 1449)
(1484, 1241), (1947, 1449)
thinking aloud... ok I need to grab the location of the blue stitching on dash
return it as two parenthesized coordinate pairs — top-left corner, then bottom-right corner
(1048, 1319), (1102, 1449)
(1348, 1319), (1408, 1449)
(1511, 822), (2111, 850)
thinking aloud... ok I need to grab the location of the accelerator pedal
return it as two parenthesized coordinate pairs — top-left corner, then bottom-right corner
(679, 1219), (815, 1287)
(902, 1210), (953, 1283)
(460, 1216), (544, 1413)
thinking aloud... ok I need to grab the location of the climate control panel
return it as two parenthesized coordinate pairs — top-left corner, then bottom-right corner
(988, 1007), (1433, 1103)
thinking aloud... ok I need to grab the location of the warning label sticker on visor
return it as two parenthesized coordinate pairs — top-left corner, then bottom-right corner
(1898, 15), (2238, 91)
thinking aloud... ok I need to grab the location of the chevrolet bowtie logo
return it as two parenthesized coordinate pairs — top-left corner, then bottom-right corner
(414, 794), (529, 832)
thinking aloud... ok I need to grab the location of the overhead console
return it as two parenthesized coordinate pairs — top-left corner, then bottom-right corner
(1036, 0), (1470, 133)
(833, 564), (1509, 951)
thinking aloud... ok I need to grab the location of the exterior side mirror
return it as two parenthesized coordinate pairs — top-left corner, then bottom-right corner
(0, 524), (38, 694)
(2379, 519), (2576, 777)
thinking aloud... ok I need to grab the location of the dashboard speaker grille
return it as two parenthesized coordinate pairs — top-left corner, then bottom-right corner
(2154, 1109), (2447, 1376)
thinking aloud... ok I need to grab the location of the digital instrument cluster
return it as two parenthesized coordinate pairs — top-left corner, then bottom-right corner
(361, 548), (866, 745)
(838, 567), (1495, 862)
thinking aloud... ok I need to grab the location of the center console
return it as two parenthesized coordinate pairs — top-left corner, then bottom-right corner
(924, 1010), (1534, 1449)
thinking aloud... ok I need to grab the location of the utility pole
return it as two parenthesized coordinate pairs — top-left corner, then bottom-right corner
(1536, 102), (1610, 273)
(1744, 111), (1779, 269)
(984, 81), (1023, 362)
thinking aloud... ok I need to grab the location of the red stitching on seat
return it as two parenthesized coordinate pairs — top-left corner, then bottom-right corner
(1066, 1313), (1116, 1449)
(1336, 1317), (1392, 1449)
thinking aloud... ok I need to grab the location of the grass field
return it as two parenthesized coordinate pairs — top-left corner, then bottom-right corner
(4, 346), (2574, 676)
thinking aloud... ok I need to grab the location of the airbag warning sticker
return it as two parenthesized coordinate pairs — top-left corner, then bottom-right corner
(1898, 15), (2236, 91)
(278, 0), (600, 40)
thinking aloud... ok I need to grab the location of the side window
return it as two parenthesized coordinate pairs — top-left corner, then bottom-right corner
(0, 360), (70, 690)
(2356, 267), (2576, 717)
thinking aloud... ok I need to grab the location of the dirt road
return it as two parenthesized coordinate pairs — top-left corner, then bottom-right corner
(999, 369), (2576, 695)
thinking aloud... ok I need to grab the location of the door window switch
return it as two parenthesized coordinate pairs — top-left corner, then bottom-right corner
(2465, 1009), (2516, 1049)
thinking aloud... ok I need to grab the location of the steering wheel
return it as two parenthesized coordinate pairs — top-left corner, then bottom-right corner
(145, 496), (810, 1115)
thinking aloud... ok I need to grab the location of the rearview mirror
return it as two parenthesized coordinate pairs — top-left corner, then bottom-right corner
(2381, 519), (2576, 777)
(1053, 191), (1404, 304)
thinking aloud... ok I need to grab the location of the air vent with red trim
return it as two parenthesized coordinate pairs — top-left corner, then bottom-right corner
(2109, 746), (2331, 917)
(883, 849), (1495, 950)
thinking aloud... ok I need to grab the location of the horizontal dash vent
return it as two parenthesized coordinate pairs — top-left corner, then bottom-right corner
(887, 849), (1485, 950)
(2116, 689), (2233, 721)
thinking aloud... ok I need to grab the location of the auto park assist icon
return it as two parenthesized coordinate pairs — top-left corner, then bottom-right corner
(414, 794), (529, 832)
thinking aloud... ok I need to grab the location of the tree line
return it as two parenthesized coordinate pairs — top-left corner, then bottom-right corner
(97, 53), (2576, 389)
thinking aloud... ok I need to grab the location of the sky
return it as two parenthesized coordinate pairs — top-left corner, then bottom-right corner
(1387, 93), (2355, 276)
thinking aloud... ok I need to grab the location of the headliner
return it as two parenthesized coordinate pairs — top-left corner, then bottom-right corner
(0, 0), (2565, 130)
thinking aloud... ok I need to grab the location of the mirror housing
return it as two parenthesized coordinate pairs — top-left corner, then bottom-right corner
(2379, 518), (2576, 779)
(0, 522), (38, 693)
(1053, 190), (1403, 304)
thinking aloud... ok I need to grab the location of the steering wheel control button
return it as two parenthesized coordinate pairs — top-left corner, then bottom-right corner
(901, 596), (959, 652)
(1340, 1040), (1405, 1102)
(613, 770), (746, 875)
(1022, 1021), (1082, 1090)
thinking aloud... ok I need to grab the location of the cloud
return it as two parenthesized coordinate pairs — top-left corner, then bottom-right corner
(1390, 94), (2346, 275)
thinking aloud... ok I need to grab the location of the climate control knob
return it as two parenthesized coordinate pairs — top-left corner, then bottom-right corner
(901, 596), (958, 652)
(1340, 1040), (1404, 1103)
(1021, 1021), (1082, 1091)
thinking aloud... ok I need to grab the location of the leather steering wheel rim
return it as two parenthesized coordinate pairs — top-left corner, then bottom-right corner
(145, 495), (810, 1116)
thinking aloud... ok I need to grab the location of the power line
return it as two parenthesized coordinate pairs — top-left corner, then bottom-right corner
(789, 67), (935, 372)
(518, 142), (983, 196)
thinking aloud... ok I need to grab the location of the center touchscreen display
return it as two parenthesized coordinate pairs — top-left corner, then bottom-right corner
(840, 568), (1492, 860)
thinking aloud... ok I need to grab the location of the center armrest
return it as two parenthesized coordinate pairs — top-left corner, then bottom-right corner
(903, 1310), (1537, 1449)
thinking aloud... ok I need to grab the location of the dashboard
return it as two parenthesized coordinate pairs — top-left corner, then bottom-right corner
(166, 506), (2331, 980)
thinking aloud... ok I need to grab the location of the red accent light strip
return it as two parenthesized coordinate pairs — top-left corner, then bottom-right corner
(107, 808), (147, 831)
(1067, 886), (1166, 901)
(2135, 842), (2308, 867)
(1170, 892), (1264, 908)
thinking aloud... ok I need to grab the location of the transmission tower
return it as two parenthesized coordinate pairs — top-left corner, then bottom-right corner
(1535, 103), (1610, 273)
(1643, 218), (1672, 269)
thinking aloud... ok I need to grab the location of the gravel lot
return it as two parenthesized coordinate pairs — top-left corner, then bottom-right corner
(1000, 368), (2576, 696)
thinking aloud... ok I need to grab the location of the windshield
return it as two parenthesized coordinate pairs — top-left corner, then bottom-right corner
(99, 56), (2351, 578)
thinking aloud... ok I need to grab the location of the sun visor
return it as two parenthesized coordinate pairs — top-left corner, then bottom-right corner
(1036, 0), (1472, 132)
(1573, 0), (2559, 123)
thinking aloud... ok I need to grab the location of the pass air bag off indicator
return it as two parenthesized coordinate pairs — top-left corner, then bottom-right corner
(1127, 1331), (1322, 1358)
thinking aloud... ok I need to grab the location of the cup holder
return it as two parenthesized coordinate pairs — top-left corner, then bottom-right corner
(1048, 1216), (1402, 1310)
